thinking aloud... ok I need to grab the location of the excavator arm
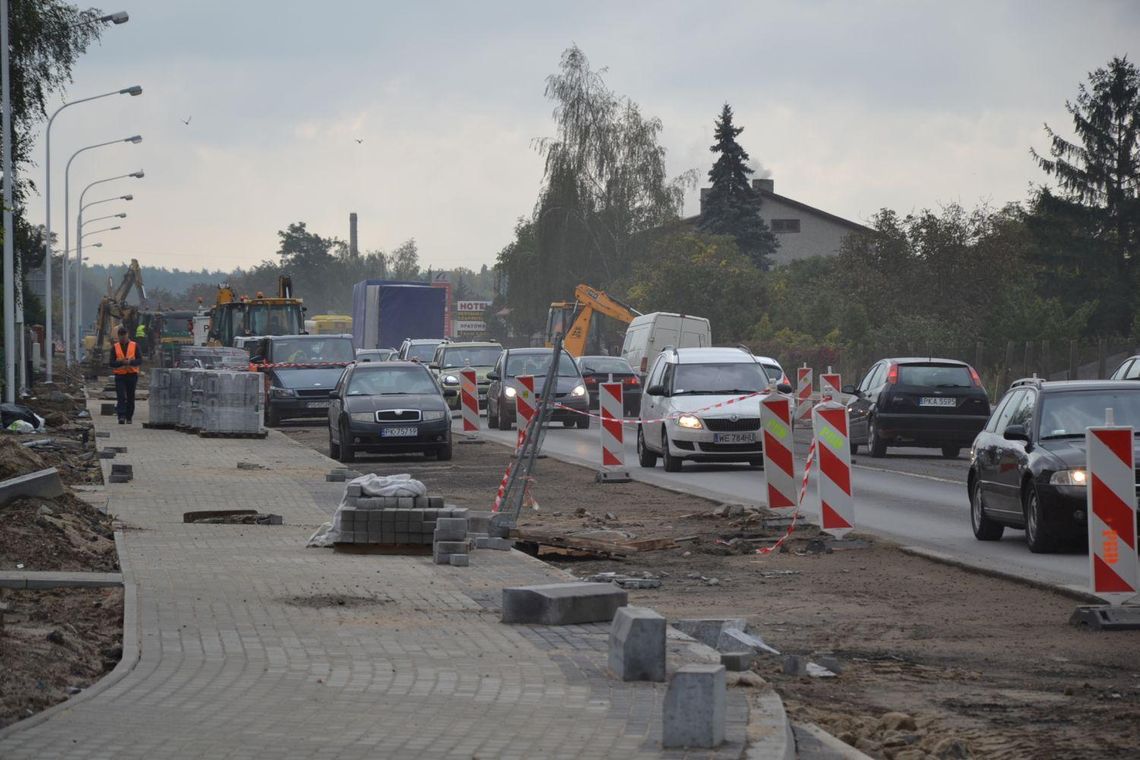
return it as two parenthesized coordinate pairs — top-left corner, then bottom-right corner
(556, 285), (642, 357)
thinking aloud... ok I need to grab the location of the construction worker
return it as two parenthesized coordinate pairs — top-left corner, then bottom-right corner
(135, 320), (148, 355)
(108, 325), (142, 424)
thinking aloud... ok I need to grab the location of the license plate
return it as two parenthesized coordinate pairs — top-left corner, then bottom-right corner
(919, 397), (956, 407)
(381, 426), (417, 437)
(305, 401), (330, 409)
(713, 432), (757, 444)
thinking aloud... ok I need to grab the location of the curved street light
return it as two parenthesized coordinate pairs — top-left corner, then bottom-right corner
(83, 212), (127, 227)
(75, 171), (142, 359)
(60, 135), (141, 363)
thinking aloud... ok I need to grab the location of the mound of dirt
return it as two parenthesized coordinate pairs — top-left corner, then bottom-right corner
(0, 436), (48, 480)
(0, 492), (118, 572)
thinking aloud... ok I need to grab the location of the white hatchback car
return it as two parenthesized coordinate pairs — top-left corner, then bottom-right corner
(637, 347), (789, 472)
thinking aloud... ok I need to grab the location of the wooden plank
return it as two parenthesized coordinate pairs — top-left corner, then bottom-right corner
(511, 527), (676, 556)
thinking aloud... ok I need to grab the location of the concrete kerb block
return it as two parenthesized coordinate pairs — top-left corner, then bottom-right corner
(720, 651), (754, 672)
(0, 468), (65, 506)
(717, 627), (780, 656)
(608, 606), (666, 681)
(502, 582), (627, 626)
(449, 553), (470, 567)
(662, 664), (727, 749)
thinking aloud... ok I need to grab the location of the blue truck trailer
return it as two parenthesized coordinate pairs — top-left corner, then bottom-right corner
(351, 280), (446, 350)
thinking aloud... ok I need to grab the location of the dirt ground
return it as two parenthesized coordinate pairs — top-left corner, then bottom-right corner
(284, 423), (1140, 759)
(0, 587), (124, 729)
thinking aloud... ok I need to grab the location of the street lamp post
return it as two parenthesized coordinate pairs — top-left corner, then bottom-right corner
(75, 171), (142, 358)
(2, 0), (15, 401)
(62, 136), (141, 364)
(43, 88), (141, 379)
(83, 212), (127, 228)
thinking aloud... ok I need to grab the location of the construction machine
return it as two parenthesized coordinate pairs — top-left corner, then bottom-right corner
(207, 274), (306, 347)
(87, 259), (147, 376)
(545, 284), (640, 357)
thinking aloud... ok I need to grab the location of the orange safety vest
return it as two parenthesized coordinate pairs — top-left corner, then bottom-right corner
(113, 341), (140, 375)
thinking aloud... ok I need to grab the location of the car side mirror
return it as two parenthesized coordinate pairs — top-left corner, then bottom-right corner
(487, 371), (499, 381)
(646, 383), (664, 396)
(842, 384), (857, 395)
(328, 390), (338, 398)
(1003, 424), (1030, 443)
(429, 363), (440, 370)
(443, 389), (458, 398)
(776, 382), (794, 394)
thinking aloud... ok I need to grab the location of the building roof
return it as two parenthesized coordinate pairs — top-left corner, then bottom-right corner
(685, 184), (873, 234)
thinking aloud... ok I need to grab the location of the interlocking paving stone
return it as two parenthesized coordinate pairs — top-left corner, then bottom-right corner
(0, 402), (752, 758)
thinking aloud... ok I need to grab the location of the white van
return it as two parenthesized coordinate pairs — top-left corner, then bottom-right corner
(621, 312), (711, 375)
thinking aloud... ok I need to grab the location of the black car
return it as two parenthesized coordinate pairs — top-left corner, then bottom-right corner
(969, 379), (1140, 553)
(844, 357), (991, 458)
(576, 355), (641, 417)
(251, 334), (355, 426)
(486, 347), (590, 430)
(327, 361), (455, 463)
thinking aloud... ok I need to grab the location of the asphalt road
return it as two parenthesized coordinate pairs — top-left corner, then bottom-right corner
(469, 417), (1091, 593)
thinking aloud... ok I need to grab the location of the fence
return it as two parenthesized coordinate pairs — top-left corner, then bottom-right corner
(767, 337), (1140, 401)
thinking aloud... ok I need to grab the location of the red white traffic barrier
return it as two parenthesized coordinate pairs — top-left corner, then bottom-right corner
(812, 400), (854, 539)
(796, 366), (813, 423)
(820, 369), (841, 402)
(599, 382), (625, 469)
(460, 369), (479, 433)
(1085, 423), (1139, 604)
(515, 374), (536, 450)
(760, 395), (796, 509)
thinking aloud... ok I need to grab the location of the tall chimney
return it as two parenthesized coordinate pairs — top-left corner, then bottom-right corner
(349, 212), (359, 257)
(753, 178), (774, 194)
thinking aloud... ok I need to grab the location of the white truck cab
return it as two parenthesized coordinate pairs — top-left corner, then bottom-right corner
(621, 312), (711, 376)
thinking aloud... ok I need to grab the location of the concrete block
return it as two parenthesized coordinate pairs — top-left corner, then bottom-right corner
(608, 607), (666, 682)
(782, 655), (806, 676)
(338, 531), (357, 543)
(443, 507), (469, 519)
(465, 510), (493, 535)
(720, 652), (753, 672)
(0, 467), (65, 505)
(673, 618), (748, 649)
(434, 540), (467, 554)
(100, 402), (115, 416)
(449, 553), (470, 567)
(95, 431), (110, 438)
(98, 450), (116, 459)
(397, 496), (414, 509)
(434, 517), (468, 541)
(501, 582), (627, 626)
(109, 464), (133, 483)
(413, 496), (430, 508)
(485, 537), (513, 551)
(345, 483), (363, 497)
(662, 664), (726, 748)
(428, 496), (444, 509)
(717, 627), (780, 656)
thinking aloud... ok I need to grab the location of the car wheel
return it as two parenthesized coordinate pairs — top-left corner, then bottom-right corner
(487, 399), (499, 428)
(941, 446), (960, 459)
(1023, 482), (1058, 553)
(435, 439), (453, 461)
(499, 401), (512, 431)
(576, 414), (590, 429)
(562, 419), (575, 428)
(662, 431), (682, 473)
(328, 427), (341, 460)
(868, 416), (887, 458)
(337, 421), (356, 464)
(265, 406), (280, 428)
(637, 426), (658, 468)
(970, 477), (1004, 541)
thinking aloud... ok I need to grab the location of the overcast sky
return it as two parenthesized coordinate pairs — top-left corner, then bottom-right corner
(26, 0), (1140, 274)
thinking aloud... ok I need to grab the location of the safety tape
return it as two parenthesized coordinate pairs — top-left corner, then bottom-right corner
(550, 391), (769, 425)
(254, 361), (352, 370)
(756, 439), (816, 556)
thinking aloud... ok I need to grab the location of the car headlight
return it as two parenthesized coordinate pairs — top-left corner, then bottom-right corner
(571, 384), (586, 397)
(677, 414), (703, 430)
(504, 386), (517, 398)
(442, 375), (459, 386)
(349, 412), (374, 423)
(1049, 468), (1088, 486)
(269, 387), (296, 398)
(422, 410), (446, 421)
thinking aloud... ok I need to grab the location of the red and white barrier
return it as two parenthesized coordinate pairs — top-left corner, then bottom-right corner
(599, 382), (625, 469)
(460, 369), (480, 433)
(1086, 424), (1139, 605)
(796, 365), (813, 423)
(761, 394), (796, 509)
(514, 375), (536, 450)
(820, 369), (841, 402)
(812, 400), (854, 539)
(492, 462), (511, 513)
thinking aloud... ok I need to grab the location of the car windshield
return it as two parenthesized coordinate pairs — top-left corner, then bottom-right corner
(761, 363), (782, 380)
(407, 342), (441, 362)
(506, 351), (579, 377)
(441, 347), (502, 368)
(356, 349), (393, 362)
(672, 363), (768, 395)
(898, 364), (972, 387)
(347, 367), (439, 396)
(1039, 390), (1140, 438)
(580, 357), (632, 374)
(273, 338), (354, 363)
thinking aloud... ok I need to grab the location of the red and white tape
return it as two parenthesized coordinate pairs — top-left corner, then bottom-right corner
(551, 391), (766, 426)
(515, 375), (536, 451)
(757, 439), (816, 555)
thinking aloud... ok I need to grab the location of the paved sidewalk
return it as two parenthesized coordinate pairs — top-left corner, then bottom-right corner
(0, 405), (754, 759)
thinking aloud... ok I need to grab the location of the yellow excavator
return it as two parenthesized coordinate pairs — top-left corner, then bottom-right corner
(207, 275), (306, 347)
(545, 284), (640, 357)
(87, 259), (147, 376)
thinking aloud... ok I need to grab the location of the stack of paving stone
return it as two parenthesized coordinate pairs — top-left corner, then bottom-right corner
(433, 516), (470, 566)
(334, 484), (468, 550)
(199, 370), (262, 435)
(146, 368), (181, 427)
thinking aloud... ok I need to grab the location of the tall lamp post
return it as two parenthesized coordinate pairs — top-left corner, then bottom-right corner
(62, 136), (141, 363)
(75, 171), (142, 358)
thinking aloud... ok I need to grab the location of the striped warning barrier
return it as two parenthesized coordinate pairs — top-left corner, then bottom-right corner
(820, 369), (841, 402)
(460, 369), (480, 433)
(812, 400), (854, 539)
(599, 382), (625, 469)
(515, 375), (536, 450)
(760, 394), (796, 509)
(796, 366), (813, 423)
(1086, 423), (1139, 605)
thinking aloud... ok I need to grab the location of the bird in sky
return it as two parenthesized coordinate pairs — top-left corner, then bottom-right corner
(181, 115), (192, 126)
(355, 138), (364, 144)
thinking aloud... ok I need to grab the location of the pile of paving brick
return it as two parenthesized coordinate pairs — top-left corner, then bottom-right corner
(334, 480), (474, 565)
(146, 367), (264, 437)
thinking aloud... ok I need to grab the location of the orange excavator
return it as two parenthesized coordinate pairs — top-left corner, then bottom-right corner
(544, 284), (640, 357)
